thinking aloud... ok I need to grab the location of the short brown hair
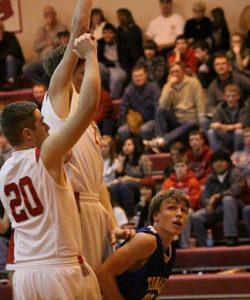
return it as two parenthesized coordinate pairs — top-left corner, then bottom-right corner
(148, 189), (189, 224)
(1, 101), (37, 146)
(224, 84), (240, 96)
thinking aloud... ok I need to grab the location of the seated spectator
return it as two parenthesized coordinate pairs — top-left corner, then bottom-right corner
(210, 7), (230, 54)
(168, 35), (197, 75)
(116, 8), (144, 77)
(161, 155), (201, 247)
(23, 6), (68, 85)
(101, 135), (118, 186)
(231, 127), (250, 187)
(239, 5), (250, 49)
(184, 1), (212, 46)
(132, 176), (156, 229)
(108, 137), (152, 217)
(207, 54), (250, 116)
(90, 8), (107, 40)
(96, 189), (189, 300)
(207, 84), (248, 152)
(0, 129), (13, 169)
(0, 208), (10, 271)
(57, 30), (70, 45)
(117, 65), (160, 142)
(0, 20), (24, 90)
(243, 205), (250, 236)
(94, 88), (114, 135)
(98, 23), (127, 99)
(31, 83), (47, 110)
(191, 150), (247, 246)
(144, 62), (206, 151)
(226, 32), (250, 73)
(113, 202), (128, 228)
(136, 40), (166, 87)
(145, 0), (184, 56)
(164, 141), (186, 177)
(193, 40), (216, 88)
(186, 130), (213, 188)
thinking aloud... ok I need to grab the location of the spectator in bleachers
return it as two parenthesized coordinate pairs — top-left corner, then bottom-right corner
(184, 1), (212, 47)
(164, 141), (186, 178)
(144, 62), (206, 151)
(191, 150), (246, 246)
(108, 137), (152, 218)
(231, 127), (250, 187)
(0, 19), (24, 90)
(243, 205), (250, 236)
(31, 83), (47, 110)
(168, 34), (197, 75)
(207, 54), (250, 116)
(186, 130), (213, 188)
(193, 40), (216, 88)
(136, 40), (166, 87)
(116, 8), (144, 77)
(117, 65), (160, 142)
(210, 7), (230, 54)
(132, 176), (156, 229)
(23, 6), (68, 85)
(161, 155), (201, 247)
(145, 0), (184, 56)
(90, 8), (106, 40)
(239, 5), (250, 49)
(0, 130), (12, 270)
(57, 30), (70, 45)
(94, 89), (114, 135)
(226, 32), (250, 74)
(207, 84), (248, 152)
(0, 129), (13, 169)
(101, 135), (118, 186)
(97, 23), (127, 99)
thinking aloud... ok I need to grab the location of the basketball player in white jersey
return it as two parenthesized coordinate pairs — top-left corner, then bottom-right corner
(42, 0), (132, 270)
(0, 34), (102, 300)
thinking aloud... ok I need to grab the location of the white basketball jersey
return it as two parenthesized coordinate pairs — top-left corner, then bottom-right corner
(0, 149), (82, 264)
(41, 87), (103, 194)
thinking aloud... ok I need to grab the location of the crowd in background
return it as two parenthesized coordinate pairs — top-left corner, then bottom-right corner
(1, 0), (250, 267)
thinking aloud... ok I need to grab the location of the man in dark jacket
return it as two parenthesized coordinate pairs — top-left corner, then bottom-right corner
(98, 23), (127, 99)
(191, 150), (247, 246)
(0, 20), (24, 90)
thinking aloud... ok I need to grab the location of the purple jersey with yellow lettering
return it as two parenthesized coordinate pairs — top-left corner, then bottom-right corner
(116, 226), (176, 300)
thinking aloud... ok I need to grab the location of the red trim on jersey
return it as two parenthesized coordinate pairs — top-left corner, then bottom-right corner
(35, 147), (41, 162)
(77, 255), (84, 265)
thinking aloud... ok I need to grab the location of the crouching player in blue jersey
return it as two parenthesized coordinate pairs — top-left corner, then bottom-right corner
(96, 189), (189, 300)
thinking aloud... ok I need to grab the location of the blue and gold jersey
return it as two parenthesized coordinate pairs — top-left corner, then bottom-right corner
(116, 226), (176, 300)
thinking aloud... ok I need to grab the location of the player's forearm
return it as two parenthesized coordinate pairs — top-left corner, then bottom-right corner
(71, 0), (92, 36)
(96, 271), (124, 300)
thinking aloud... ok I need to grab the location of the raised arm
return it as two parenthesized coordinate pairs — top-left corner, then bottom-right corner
(48, 0), (92, 118)
(41, 34), (100, 183)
